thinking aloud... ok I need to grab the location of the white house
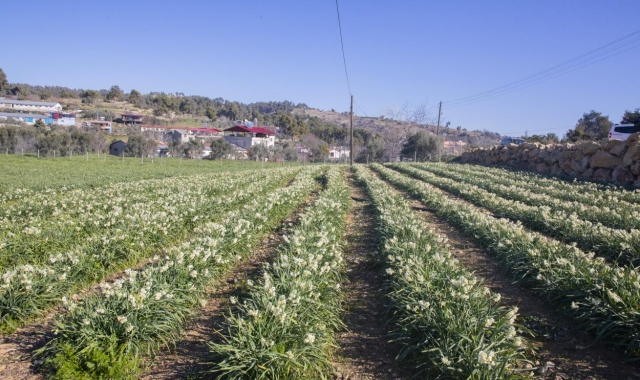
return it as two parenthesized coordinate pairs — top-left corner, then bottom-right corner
(0, 98), (62, 112)
(51, 112), (77, 126)
(223, 125), (275, 149)
(328, 146), (350, 161)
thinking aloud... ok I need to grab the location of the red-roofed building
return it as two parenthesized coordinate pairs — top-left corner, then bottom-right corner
(223, 125), (276, 149)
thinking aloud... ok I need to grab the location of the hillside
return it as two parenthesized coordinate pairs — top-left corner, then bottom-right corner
(2, 80), (502, 149)
(294, 107), (501, 147)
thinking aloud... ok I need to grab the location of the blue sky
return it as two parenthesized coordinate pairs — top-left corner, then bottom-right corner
(3, 0), (639, 137)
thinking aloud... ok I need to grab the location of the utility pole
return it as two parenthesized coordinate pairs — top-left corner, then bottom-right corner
(436, 101), (442, 137)
(436, 101), (442, 162)
(350, 95), (354, 166)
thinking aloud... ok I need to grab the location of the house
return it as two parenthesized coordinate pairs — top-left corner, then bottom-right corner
(166, 129), (195, 144)
(202, 143), (212, 158)
(51, 112), (77, 126)
(140, 125), (222, 143)
(82, 120), (112, 133)
(328, 146), (350, 161)
(231, 145), (247, 160)
(0, 112), (52, 125)
(157, 142), (169, 157)
(109, 140), (126, 156)
(0, 97), (62, 112)
(140, 124), (170, 133)
(223, 125), (276, 149)
(296, 145), (310, 162)
(121, 113), (144, 125)
(189, 127), (222, 140)
(443, 140), (467, 155)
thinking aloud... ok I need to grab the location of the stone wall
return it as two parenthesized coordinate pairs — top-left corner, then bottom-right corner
(460, 133), (640, 187)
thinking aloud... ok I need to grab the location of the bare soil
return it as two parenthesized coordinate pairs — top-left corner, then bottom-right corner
(331, 171), (408, 380)
(373, 167), (640, 380)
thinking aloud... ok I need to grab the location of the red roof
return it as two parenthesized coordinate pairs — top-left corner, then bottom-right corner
(190, 127), (221, 133)
(141, 124), (189, 130)
(224, 125), (275, 135)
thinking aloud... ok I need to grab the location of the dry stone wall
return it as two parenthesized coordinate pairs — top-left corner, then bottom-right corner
(460, 133), (640, 187)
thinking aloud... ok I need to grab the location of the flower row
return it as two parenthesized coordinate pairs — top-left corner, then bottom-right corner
(38, 167), (323, 378)
(413, 162), (640, 230)
(356, 166), (528, 377)
(373, 164), (640, 357)
(449, 162), (640, 206)
(210, 167), (351, 379)
(391, 163), (640, 266)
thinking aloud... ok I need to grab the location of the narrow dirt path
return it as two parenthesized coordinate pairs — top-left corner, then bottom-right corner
(372, 167), (640, 380)
(140, 189), (320, 380)
(331, 171), (407, 380)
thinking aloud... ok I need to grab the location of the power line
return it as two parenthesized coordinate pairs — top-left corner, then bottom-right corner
(334, 0), (352, 96)
(354, 99), (369, 117)
(444, 40), (640, 110)
(443, 29), (640, 108)
(446, 39), (640, 108)
(445, 31), (640, 106)
(446, 29), (640, 105)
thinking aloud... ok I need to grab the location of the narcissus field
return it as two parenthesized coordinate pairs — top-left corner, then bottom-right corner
(0, 156), (638, 379)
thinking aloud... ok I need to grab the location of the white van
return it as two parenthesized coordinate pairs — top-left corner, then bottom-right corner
(608, 124), (640, 141)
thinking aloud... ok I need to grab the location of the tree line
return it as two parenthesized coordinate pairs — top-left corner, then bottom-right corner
(0, 67), (446, 161)
(0, 121), (108, 156)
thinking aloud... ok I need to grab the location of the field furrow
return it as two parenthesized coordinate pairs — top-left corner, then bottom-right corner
(331, 170), (405, 380)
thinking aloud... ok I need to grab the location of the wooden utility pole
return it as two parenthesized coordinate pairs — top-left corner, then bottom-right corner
(350, 95), (354, 166)
(436, 101), (442, 162)
(436, 101), (442, 137)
